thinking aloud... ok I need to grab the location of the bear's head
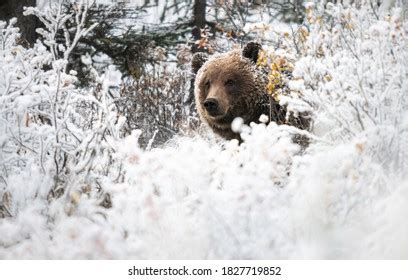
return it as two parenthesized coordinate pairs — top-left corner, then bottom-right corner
(192, 42), (270, 140)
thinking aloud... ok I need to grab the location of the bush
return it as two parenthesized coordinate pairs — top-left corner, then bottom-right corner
(1, 1), (408, 259)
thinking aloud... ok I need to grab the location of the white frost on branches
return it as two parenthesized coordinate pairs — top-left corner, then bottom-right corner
(1, 1), (408, 259)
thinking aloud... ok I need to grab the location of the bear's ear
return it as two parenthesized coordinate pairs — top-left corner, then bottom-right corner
(242, 42), (262, 64)
(191, 52), (209, 74)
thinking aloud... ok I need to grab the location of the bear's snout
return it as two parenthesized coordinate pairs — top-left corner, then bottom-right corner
(203, 98), (220, 116)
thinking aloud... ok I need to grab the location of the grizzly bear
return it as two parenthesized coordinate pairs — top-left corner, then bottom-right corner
(192, 42), (310, 143)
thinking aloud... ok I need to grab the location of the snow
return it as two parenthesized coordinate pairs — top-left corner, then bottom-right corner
(1, 1), (408, 259)
(231, 117), (244, 133)
(259, 114), (269, 123)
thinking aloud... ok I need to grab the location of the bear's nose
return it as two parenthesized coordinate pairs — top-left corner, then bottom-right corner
(203, 98), (219, 115)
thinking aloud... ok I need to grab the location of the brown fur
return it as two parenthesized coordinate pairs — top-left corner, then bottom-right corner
(192, 43), (310, 142)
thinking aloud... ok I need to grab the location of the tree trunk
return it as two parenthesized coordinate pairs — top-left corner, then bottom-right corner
(0, 0), (38, 45)
(193, 0), (206, 31)
(188, 0), (207, 107)
(191, 0), (207, 49)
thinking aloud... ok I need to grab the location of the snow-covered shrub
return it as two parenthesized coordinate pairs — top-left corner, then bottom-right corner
(117, 64), (196, 148)
(293, 2), (408, 173)
(282, 1), (408, 258)
(0, 1), (122, 220)
(1, 1), (408, 259)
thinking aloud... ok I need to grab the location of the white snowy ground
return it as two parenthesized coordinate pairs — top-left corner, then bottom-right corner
(1, 2), (408, 259)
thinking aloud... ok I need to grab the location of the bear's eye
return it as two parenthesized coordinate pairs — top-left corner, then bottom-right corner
(225, 79), (235, 87)
(204, 81), (210, 92)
